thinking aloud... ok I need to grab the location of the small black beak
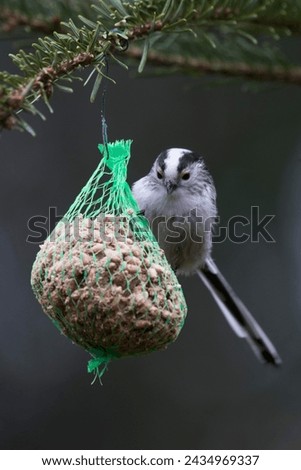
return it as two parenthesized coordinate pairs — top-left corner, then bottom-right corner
(165, 180), (177, 194)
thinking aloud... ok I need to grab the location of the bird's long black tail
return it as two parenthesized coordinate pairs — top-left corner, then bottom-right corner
(196, 258), (282, 366)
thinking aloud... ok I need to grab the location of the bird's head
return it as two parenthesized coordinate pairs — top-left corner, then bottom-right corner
(152, 148), (207, 196)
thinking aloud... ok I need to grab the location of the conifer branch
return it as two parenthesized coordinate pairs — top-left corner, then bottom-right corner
(126, 46), (301, 86)
(1, 0), (301, 134)
(0, 7), (62, 34)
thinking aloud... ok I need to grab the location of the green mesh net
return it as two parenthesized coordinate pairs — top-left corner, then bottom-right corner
(31, 140), (187, 379)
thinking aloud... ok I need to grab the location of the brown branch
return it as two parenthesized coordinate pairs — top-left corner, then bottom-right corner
(126, 46), (301, 86)
(1, 52), (94, 129)
(0, 20), (166, 130)
(0, 7), (61, 34)
(1, 4), (301, 37)
(201, 6), (301, 34)
(2, 6), (301, 132)
(127, 20), (164, 39)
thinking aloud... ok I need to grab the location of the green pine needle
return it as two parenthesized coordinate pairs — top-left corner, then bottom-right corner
(2, 0), (301, 134)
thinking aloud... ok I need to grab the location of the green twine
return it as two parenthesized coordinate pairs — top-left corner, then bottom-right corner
(87, 348), (120, 384)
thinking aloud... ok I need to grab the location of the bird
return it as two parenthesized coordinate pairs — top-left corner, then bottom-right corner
(132, 147), (282, 366)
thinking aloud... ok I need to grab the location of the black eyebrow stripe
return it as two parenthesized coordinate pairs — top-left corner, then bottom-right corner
(157, 150), (168, 171)
(177, 151), (203, 173)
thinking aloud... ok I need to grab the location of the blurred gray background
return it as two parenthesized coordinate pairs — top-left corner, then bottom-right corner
(1, 39), (301, 450)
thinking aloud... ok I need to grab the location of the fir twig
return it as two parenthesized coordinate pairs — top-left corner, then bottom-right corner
(2, 0), (301, 134)
(126, 46), (301, 86)
(0, 7), (62, 34)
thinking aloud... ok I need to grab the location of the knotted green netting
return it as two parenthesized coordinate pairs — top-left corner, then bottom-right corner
(31, 140), (187, 379)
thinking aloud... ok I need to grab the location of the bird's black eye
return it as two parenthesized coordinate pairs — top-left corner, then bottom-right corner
(182, 173), (190, 180)
(157, 170), (163, 179)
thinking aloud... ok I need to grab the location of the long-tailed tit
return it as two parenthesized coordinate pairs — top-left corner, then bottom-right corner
(132, 148), (281, 366)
